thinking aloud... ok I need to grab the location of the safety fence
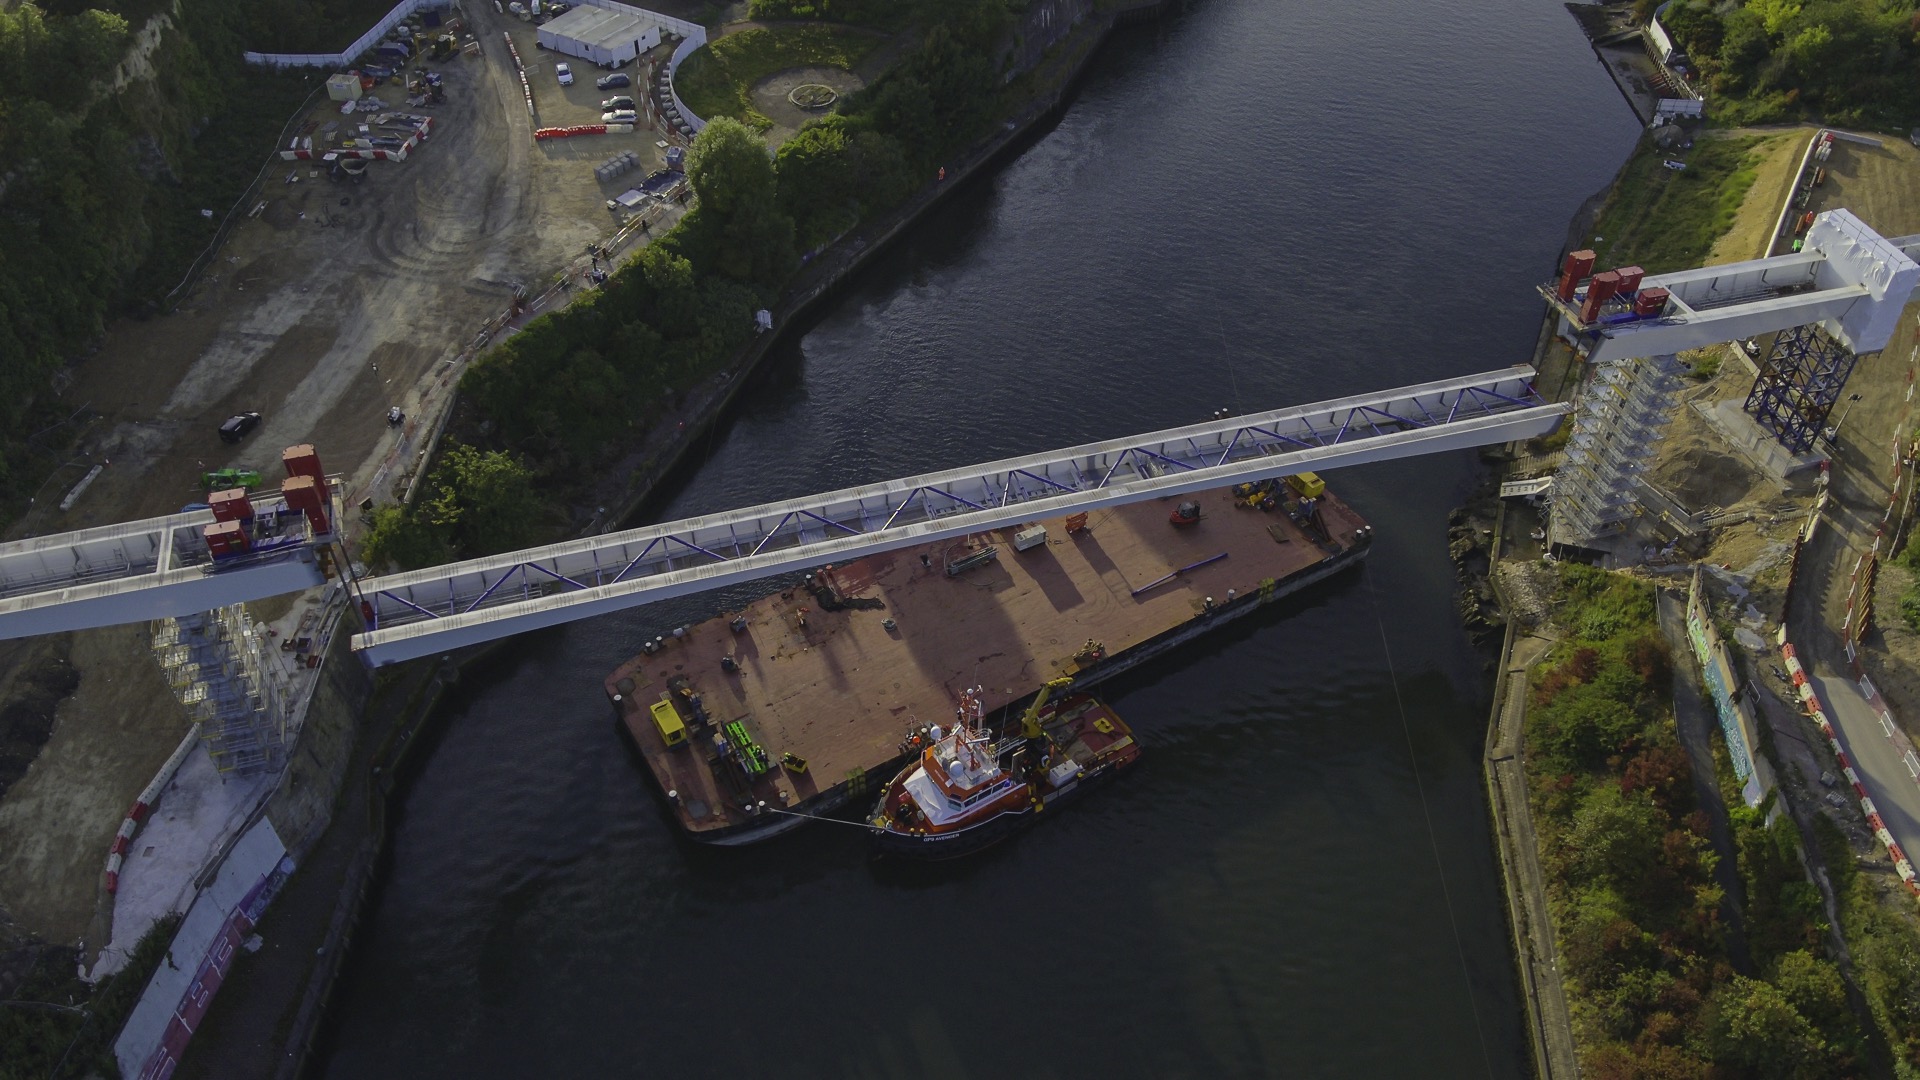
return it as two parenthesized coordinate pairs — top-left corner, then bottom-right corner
(1687, 566), (1774, 806)
(347, 204), (668, 514)
(281, 113), (436, 161)
(1841, 401), (1920, 643)
(1780, 469), (1828, 620)
(665, 29), (709, 134)
(243, 0), (453, 68)
(1781, 634), (1920, 896)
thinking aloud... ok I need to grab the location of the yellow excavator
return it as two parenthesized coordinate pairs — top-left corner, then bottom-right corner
(1020, 676), (1075, 739)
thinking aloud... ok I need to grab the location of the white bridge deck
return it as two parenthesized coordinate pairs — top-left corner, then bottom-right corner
(350, 367), (1566, 664)
(0, 488), (337, 639)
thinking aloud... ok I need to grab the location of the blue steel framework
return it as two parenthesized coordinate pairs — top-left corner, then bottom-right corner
(353, 370), (1560, 648)
(1743, 324), (1859, 454)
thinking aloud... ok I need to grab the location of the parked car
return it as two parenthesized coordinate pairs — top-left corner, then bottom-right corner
(218, 412), (262, 444)
(602, 109), (638, 125)
(596, 72), (630, 90)
(555, 62), (573, 86)
(601, 95), (635, 111)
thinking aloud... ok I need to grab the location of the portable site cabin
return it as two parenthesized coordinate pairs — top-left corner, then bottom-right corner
(535, 5), (659, 67)
(326, 73), (363, 101)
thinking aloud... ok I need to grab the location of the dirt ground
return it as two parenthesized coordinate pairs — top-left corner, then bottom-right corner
(0, 625), (190, 949)
(1706, 128), (1812, 263)
(0, 0), (681, 950)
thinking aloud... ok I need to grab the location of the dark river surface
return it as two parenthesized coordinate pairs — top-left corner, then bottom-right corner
(320, 1), (1639, 1075)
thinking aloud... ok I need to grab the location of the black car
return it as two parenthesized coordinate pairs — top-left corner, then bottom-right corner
(596, 72), (630, 90)
(219, 412), (262, 444)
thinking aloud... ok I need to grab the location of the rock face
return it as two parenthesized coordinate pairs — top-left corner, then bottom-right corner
(1448, 497), (1507, 649)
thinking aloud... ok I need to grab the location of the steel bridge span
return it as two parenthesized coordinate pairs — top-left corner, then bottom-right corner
(0, 367), (1565, 662)
(348, 367), (1564, 664)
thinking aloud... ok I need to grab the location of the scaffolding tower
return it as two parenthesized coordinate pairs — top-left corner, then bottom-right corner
(1743, 324), (1859, 454)
(151, 605), (293, 774)
(1551, 353), (1684, 544)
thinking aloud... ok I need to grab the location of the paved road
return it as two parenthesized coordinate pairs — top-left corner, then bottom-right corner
(1807, 663), (1920, 856)
(1790, 300), (1920, 880)
(1485, 632), (1579, 1080)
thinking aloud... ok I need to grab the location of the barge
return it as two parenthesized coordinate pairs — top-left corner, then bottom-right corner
(604, 482), (1372, 844)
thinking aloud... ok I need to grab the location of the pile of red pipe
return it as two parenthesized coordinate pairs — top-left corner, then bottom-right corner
(534, 124), (609, 140)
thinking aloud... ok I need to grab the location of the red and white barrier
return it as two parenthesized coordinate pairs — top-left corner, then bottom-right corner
(105, 722), (202, 894)
(1785, 636), (1920, 892)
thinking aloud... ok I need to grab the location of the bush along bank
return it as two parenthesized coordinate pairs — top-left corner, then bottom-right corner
(364, 0), (1046, 568)
(1652, 0), (1920, 128)
(1526, 564), (1867, 1075)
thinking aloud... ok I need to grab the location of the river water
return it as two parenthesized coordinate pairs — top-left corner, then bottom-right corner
(319, 1), (1638, 1075)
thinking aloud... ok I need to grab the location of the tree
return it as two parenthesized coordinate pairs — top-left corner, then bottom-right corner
(359, 504), (451, 571)
(682, 117), (796, 286)
(1568, 783), (1666, 888)
(686, 116), (778, 217)
(1707, 975), (1834, 1079)
(417, 443), (544, 557)
(1772, 950), (1851, 1034)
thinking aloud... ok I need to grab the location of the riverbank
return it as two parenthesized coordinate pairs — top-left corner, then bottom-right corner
(174, 4), (1183, 1075)
(582, 1), (1167, 534)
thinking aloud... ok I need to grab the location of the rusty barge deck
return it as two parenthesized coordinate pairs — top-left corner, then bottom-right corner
(604, 485), (1371, 843)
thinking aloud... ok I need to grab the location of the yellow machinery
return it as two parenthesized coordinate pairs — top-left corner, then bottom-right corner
(1284, 472), (1325, 499)
(1021, 677), (1075, 739)
(649, 696), (687, 746)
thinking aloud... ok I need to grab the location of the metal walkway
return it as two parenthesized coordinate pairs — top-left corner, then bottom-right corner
(350, 367), (1566, 664)
(0, 490), (336, 640)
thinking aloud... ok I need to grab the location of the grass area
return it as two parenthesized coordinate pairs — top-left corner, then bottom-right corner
(1587, 134), (1771, 274)
(674, 24), (883, 131)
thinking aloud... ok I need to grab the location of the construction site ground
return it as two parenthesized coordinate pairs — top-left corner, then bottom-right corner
(1484, 124), (1920, 1074)
(0, 0), (685, 961)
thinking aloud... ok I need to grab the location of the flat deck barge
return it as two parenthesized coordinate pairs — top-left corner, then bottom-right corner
(605, 485), (1371, 843)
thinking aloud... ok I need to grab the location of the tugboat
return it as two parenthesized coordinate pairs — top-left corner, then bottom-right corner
(868, 678), (1141, 858)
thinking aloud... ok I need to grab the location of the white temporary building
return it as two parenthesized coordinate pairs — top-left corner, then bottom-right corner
(536, 5), (659, 67)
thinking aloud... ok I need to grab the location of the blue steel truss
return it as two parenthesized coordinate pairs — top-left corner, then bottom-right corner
(347, 368), (1567, 663)
(1743, 324), (1859, 454)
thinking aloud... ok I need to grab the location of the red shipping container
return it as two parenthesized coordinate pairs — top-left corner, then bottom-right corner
(1580, 270), (1622, 323)
(282, 444), (325, 483)
(204, 520), (251, 558)
(282, 475), (332, 535)
(1633, 287), (1670, 318)
(1613, 265), (1645, 296)
(209, 488), (254, 523)
(1557, 249), (1596, 302)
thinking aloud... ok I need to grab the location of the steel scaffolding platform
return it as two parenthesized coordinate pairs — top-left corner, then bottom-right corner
(351, 367), (1567, 664)
(1743, 323), (1859, 453)
(151, 606), (294, 774)
(1552, 353), (1684, 543)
